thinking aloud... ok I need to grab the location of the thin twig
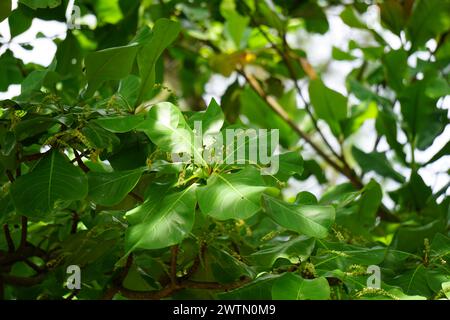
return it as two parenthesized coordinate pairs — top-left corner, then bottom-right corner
(3, 225), (14, 253)
(72, 149), (90, 173)
(19, 216), (28, 250)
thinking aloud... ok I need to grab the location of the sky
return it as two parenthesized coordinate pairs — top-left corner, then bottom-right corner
(0, 0), (448, 203)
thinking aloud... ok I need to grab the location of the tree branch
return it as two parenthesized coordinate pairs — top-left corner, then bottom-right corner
(72, 149), (90, 173)
(170, 245), (179, 286)
(239, 70), (347, 178)
(3, 225), (14, 253)
(19, 216), (28, 250)
(117, 277), (251, 300)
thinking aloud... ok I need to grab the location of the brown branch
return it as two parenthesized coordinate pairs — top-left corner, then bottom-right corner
(70, 150), (90, 163)
(0, 243), (47, 266)
(19, 216), (28, 250)
(128, 191), (144, 203)
(249, 18), (344, 164)
(5, 170), (14, 183)
(102, 254), (133, 300)
(170, 245), (179, 286)
(72, 149), (90, 173)
(240, 70), (347, 178)
(3, 225), (14, 253)
(19, 152), (47, 163)
(70, 211), (79, 234)
(240, 69), (398, 221)
(182, 242), (206, 280)
(2, 274), (45, 287)
(117, 277), (251, 300)
(24, 259), (46, 274)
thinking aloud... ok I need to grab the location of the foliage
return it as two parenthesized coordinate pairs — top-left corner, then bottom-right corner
(0, 0), (449, 300)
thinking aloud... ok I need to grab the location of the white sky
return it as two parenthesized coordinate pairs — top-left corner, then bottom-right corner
(0, 1), (448, 202)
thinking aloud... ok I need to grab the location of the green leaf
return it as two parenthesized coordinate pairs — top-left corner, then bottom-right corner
(248, 236), (315, 267)
(308, 78), (347, 136)
(136, 18), (181, 105)
(187, 98), (225, 140)
(340, 6), (366, 29)
(137, 102), (199, 158)
(273, 151), (303, 181)
(379, 0), (407, 35)
(375, 107), (407, 162)
(399, 80), (446, 150)
(19, 0), (60, 10)
(349, 179), (382, 229)
(13, 116), (55, 141)
(255, 0), (285, 35)
(94, 114), (147, 133)
(293, 2), (329, 34)
(125, 185), (197, 251)
(262, 195), (335, 239)
(407, 0), (450, 49)
(87, 168), (144, 206)
(332, 46), (356, 61)
(390, 265), (432, 296)
(391, 220), (445, 253)
(218, 274), (280, 300)
(272, 273), (330, 300)
(94, 0), (123, 25)
(351, 146), (405, 183)
(382, 49), (407, 92)
(81, 122), (120, 152)
(0, 50), (23, 91)
(8, 6), (32, 38)
(197, 167), (267, 220)
(220, 0), (249, 48)
(84, 43), (139, 97)
(0, 0), (11, 22)
(11, 151), (88, 217)
(118, 75), (141, 108)
(313, 242), (387, 270)
(342, 101), (378, 137)
(205, 246), (254, 283)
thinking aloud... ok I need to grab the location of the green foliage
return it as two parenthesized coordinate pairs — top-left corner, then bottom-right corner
(0, 0), (448, 301)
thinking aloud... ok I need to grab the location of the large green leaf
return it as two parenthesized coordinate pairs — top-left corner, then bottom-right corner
(272, 273), (330, 300)
(262, 195), (335, 238)
(379, 0), (407, 35)
(84, 43), (139, 97)
(136, 18), (181, 105)
(308, 78), (347, 136)
(197, 167), (267, 220)
(273, 151), (303, 181)
(407, 0), (450, 49)
(187, 98), (225, 141)
(203, 246), (254, 283)
(125, 185), (197, 251)
(382, 49), (407, 92)
(137, 102), (196, 157)
(312, 242), (387, 271)
(400, 80), (447, 150)
(87, 168), (144, 206)
(218, 274), (281, 300)
(351, 146), (405, 183)
(248, 236), (315, 267)
(11, 151), (88, 217)
(94, 114), (147, 133)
